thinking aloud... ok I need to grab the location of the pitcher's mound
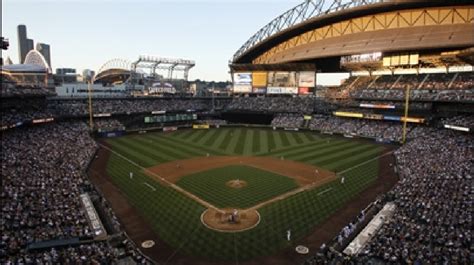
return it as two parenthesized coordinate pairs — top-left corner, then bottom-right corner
(226, 179), (248, 189)
(201, 208), (260, 232)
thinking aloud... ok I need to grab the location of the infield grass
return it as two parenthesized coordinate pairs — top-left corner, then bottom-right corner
(176, 165), (298, 208)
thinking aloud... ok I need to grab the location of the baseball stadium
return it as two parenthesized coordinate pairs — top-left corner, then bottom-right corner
(1, 1), (473, 265)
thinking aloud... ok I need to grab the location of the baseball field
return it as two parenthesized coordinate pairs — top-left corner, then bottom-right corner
(92, 127), (392, 263)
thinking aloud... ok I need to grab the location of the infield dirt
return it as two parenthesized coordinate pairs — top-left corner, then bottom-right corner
(145, 155), (335, 186)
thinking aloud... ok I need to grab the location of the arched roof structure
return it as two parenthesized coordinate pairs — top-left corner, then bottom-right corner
(94, 58), (132, 83)
(232, 0), (474, 66)
(24, 50), (51, 73)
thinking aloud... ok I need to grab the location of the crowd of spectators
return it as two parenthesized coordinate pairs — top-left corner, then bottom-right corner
(357, 121), (383, 139)
(271, 114), (304, 128)
(48, 99), (211, 116)
(309, 116), (361, 135)
(351, 89), (474, 101)
(423, 73), (455, 90)
(441, 115), (474, 128)
(1, 109), (56, 127)
(94, 119), (125, 132)
(307, 116), (417, 142)
(0, 122), (148, 264)
(391, 74), (427, 90)
(357, 129), (472, 263)
(450, 71), (474, 90)
(3, 96), (321, 129)
(303, 128), (472, 264)
(370, 75), (399, 90)
(1, 82), (55, 98)
(348, 72), (474, 102)
(2, 73), (471, 129)
(226, 96), (314, 113)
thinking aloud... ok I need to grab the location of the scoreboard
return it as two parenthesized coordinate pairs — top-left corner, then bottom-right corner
(232, 71), (316, 95)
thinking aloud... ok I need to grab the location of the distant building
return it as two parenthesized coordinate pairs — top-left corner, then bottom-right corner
(1, 63), (52, 88)
(17, 25), (30, 63)
(5, 57), (13, 65)
(82, 69), (95, 82)
(27, 39), (34, 52)
(17, 25), (51, 66)
(55, 68), (78, 84)
(36, 43), (51, 69)
(1, 37), (9, 50)
(56, 68), (76, 75)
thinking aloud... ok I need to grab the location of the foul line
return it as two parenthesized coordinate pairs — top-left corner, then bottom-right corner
(317, 188), (333, 196)
(248, 176), (334, 211)
(337, 150), (395, 176)
(98, 143), (224, 213)
(143, 182), (156, 191)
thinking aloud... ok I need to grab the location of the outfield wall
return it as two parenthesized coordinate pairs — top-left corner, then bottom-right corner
(221, 111), (273, 125)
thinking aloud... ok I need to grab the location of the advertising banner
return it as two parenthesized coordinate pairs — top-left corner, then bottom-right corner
(364, 114), (384, 120)
(233, 84), (252, 93)
(268, 71), (297, 87)
(400, 117), (425, 123)
(32, 117), (55, 124)
(360, 103), (395, 109)
(384, 116), (401, 121)
(93, 113), (111, 118)
(298, 71), (315, 87)
(252, 87), (267, 94)
(333, 112), (364, 118)
(282, 87), (298, 94)
(192, 124), (210, 129)
(267, 87), (298, 94)
(298, 87), (315, 94)
(252, 72), (267, 87)
(444, 124), (469, 132)
(163, 126), (178, 132)
(233, 72), (252, 84)
(267, 87), (282, 94)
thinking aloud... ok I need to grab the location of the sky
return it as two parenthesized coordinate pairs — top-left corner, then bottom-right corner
(2, 0), (307, 82)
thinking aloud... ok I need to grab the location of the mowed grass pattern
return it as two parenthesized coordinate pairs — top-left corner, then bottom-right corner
(177, 165), (299, 208)
(104, 128), (388, 261)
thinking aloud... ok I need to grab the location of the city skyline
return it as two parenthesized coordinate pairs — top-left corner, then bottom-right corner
(2, 0), (303, 82)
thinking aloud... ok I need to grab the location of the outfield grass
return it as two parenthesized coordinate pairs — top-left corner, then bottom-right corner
(104, 128), (387, 261)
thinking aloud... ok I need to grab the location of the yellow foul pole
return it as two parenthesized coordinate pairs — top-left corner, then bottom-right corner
(401, 86), (410, 144)
(88, 80), (94, 131)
